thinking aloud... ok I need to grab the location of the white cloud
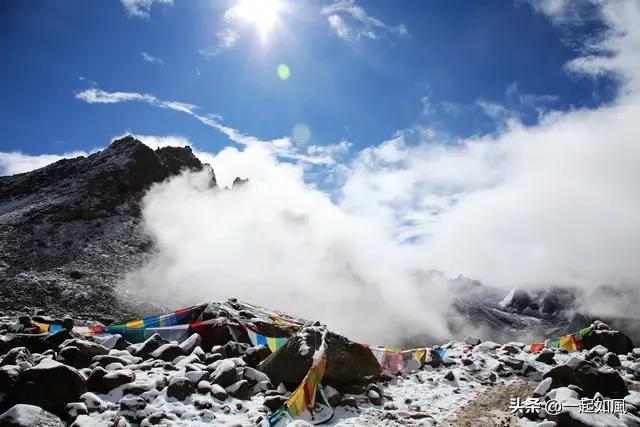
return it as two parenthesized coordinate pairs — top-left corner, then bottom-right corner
(199, 28), (239, 57)
(120, 0), (173, 18)
(327, 14), (351, 40)
(321, 0), (409, 41)
(340, 0), (640, 293)
(0, 150), (96, 176)
(122, 0), (640, 341)
(141, 51), (164, 65)
(76, 88), (350, 168)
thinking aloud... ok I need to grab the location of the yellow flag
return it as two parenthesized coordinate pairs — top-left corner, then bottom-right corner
(32, 321), (49, 333)
(125, 319), (144, 328)
(559, 335), (577, 352)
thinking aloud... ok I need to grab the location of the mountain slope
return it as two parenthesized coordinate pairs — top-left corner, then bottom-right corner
(0, 136), (215, 321)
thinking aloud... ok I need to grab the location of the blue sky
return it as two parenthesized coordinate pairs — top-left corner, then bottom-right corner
(2, 0), (640, 335)
(1, 0), (614, 162)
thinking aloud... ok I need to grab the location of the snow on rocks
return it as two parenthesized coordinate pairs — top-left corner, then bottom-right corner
(13, 359), (87, 417)
(0, 305), (638, 426)
(0, 404), (64, 427)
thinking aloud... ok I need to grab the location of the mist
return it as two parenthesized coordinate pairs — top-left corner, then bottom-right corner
(125, 0), (640, 342)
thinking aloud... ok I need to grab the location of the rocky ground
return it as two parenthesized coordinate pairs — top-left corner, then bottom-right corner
(0, 299), (638, 426)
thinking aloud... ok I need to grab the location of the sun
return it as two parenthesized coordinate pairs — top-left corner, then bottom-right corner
(228, 0), (283, 40)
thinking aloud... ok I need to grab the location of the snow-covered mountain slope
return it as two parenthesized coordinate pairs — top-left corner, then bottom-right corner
(0, 136), (215, 321)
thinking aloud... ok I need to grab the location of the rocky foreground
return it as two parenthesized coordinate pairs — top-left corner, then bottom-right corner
(0, 299), (639, 426)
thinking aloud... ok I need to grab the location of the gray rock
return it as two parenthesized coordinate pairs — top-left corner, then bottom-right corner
(150, 343), (184, 362)
(225, 380), (252, 400)
(14, 360), (87, 417)
(210, 384), (228, 401)
(0, 404), (64, 427)
(263, 395), (287, 412)
(544, 357), (628, 398)
(211, 359), (239, 387)
(166, 376), (195, 401)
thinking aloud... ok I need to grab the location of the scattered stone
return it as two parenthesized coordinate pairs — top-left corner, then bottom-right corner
(0, 404), (64, 427)
(150, 343), (184, 362)
(582, 330), (634, 355)
(464, 336), (481, 346)
(0, 347), (32, 368)
(603, 352), (621, 368)
(368, 389), (383, 405)
(14, 359), (87, 417)
(211, 359), (240, 387)
(444, 370), (455, 381)
(119, 396), (147, 411)
(339, 396), (359, 409)
(65, 402), (88, 421)
(535, 348), (556, 365)
(544, 357), (628, 398)
(264, 395), (287, 412)
(258, 327), (379, 389)
(533, 378), (553, 398)
(178, 333), (202, 355)
(324, 385), (341, 407)
(226, 380), (252, 400)
(210, 384), (228, 401)
(86, 367), (135, 393)
(166, 376), (195, 401)
(243, 345), (271, 368)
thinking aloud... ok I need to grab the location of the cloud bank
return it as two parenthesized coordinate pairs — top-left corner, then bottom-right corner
(122, 0), (640, 341)
(12, 1), (636, 341)
(120, 0), (172, 18)
(321, 0), (409, 41)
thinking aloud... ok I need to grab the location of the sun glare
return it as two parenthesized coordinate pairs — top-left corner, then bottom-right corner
(230, 0), (283, 39)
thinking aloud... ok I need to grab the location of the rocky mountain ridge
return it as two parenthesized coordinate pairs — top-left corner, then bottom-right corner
(0, 136), (217, 321)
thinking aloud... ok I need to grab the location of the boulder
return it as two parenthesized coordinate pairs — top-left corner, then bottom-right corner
(543, 357), (628, 398)
(627, 362), (640, 380)
(0, 348), (32, 368)
(263, 395), (287, 412)
(243, 345), (271, 368)
(65, 402), (88, 422)
(323, 385), (341, 407)
(226, 380), (252, 400)
(368, 389), (383, 405)
(532, 377), (553, 398)
(211, 359), (240, 387)
(0, 404), (64, 427)
(128, 333), (167, 359)
(218, 341), (249, 358)
(13, 359), (87, 417)
(464, 336), (481, 346)
(61, 318), (74, 331)
(57, 339), (109, 369)
(166, 376), (194, 400)
(119, 396), (147, 412)
(86, 367), (135, 393)
(178, 333), (202, 355)
(92, 334), (129, 351)
(258, 326), (380, 389)
(150, 343), (184, 362)
(0, 365), (21, 409)
(210, 384), (228, 401)
(79, 392), (113, 412)
(535, 348), (556, 365)
(582, 330), (634, 355)
(603, 352), (621, 368)
(243, 367), (270, 386)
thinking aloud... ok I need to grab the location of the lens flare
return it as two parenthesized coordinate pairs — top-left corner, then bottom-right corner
(278, 64), (290, 80)
(292, 123), (311, 145)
